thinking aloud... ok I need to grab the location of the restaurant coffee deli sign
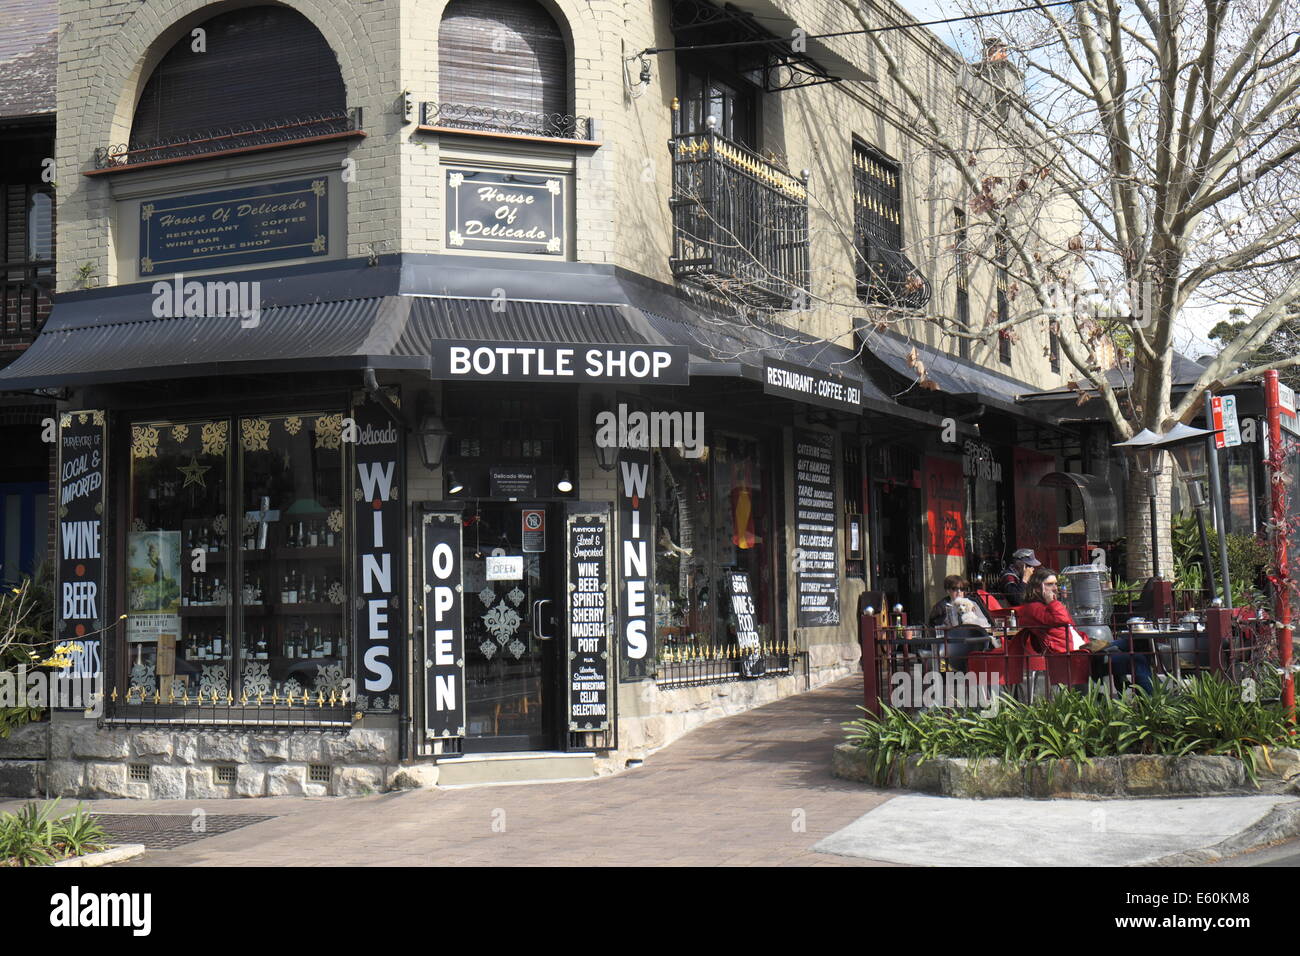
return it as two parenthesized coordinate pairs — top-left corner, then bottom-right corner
(567, 513), (611, 732)
(794, 430), (840, 627)
(446, 167), (565, 256)
(57, 411), (107, 679)
(763, 357), (864, 414)
(422, 513), (466, 739)
(352, 393), (403, 711)
(139, 177), (328, 274)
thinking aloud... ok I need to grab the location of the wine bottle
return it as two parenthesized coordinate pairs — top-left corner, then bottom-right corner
(309, 521), (319, 548)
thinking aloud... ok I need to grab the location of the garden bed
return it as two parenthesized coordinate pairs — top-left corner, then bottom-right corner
(838, 674), (1300, 798)
(832, 743), (1300, 798)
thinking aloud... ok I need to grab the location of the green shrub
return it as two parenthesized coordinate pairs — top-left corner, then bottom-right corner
(844, 673), (1294, 786)
(0, 800), (107, 867)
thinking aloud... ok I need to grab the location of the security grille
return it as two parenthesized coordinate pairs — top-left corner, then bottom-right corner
(214, 765), (236, 785)
(128, 764), (151, 783)
(309, 764), (331, 783)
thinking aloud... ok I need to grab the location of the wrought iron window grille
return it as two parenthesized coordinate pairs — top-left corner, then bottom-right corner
(669, 125), (810, 308)
(94, 108), (363, 169)
(420, 102), (594, 141)
(853, 143), (930, 311)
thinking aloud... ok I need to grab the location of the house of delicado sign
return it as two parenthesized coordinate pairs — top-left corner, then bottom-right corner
(446, 167), (565, 256)
(139, 177), (328, 274)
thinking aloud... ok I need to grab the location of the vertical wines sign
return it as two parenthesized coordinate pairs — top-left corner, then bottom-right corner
(794, 430), (840, 626)
(352, 392), (403, 712)
(567, 513), (611, 732)
(617, 447), (653, 679)
(57, 411), (107, 687)
(422, 513), (465, 739)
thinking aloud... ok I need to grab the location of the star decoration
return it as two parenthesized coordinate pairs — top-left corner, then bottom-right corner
(178, 454), (210, 490)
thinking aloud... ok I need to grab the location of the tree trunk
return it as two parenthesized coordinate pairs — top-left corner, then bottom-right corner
(1123, 461), (1174, 582)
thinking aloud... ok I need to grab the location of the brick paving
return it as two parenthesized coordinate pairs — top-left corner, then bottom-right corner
(1, 676), (896, 866)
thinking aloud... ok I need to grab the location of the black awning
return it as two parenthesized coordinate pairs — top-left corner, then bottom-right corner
(0, 295), (427, 390)
(855, 326), (1064, 427)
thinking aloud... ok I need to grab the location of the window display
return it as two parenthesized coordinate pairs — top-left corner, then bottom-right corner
(125, 412), (346, 703)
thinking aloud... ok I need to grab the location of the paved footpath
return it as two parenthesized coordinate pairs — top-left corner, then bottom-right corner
(2, 677), (895, 867)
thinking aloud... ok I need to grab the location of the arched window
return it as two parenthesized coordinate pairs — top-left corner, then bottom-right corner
(126, 6), (347, 163)
(437, 0), (572, 137)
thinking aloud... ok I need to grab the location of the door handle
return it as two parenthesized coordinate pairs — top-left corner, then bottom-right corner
(533, 599), (554, 640)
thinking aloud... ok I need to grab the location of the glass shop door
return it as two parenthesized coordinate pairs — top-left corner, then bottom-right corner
(461, 502), (560, 752)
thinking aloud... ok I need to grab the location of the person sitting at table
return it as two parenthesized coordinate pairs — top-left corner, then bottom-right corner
(928, 575), (993, 630)
(1017, 568), (1152, 692)
(927, 576), (994, 663)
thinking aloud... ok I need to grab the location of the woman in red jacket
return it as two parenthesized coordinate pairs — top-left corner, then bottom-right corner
(1017, 568), (1153, 691)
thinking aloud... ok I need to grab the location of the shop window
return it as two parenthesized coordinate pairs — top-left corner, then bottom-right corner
(436, 0), (572, 138)
(654, 432), (776, 658)
(2, 185), (54, 343)
(118, 6), (351, 167)
(443, 385), (576, 498)
(675, 63), (758, 148)
(125, 412), (346, 702)
(854, 141), (929, 310)
(996, 227), (1011, 364)
(954, 209), (970, 359)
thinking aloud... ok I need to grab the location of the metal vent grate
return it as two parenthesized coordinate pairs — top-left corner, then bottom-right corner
(308, 764), (330, 783)
(94, 814), (274, 850)
(128, 764), (151, 783)
(214, 765), (236, 785)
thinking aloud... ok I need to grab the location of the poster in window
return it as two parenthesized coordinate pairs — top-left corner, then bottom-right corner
(794, 430), (840, 626)
(924, 457), (966, 557)
(126, 531), (182, 644)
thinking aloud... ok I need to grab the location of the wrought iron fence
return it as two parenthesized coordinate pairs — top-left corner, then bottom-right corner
(868, 615), (1278, 713)
(856, 244), (932, 311)
(654, 640), (804, 688)
(94, 109), (363, 169)
(102, 684), (355, 728)
(421, 101), (594, 140)
(669, 126), (810, 308)
(1, 260), (54, 346)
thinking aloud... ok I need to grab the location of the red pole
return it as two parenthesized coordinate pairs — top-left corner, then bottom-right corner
(1265, 370), (1294, 721)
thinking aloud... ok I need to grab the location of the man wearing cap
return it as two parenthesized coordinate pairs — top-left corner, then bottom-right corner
(999, 548), (1040, 605)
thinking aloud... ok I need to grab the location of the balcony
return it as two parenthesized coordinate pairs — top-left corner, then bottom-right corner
(669, 126), (810, 308)
(1, 261), (54, 350)
(857, 243), (932, 312)
(91, 109), (364, 172)
(420, 102), (597, 144)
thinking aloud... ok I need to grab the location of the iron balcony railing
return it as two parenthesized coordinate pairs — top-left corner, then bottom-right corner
(1, 260), (54, 348)
(669, 125), (810, 308)
(421, 101), (595, 141)
(93, 108), (364, 169)
(857, 243), (932, 311)
(102, 684), (356, 728)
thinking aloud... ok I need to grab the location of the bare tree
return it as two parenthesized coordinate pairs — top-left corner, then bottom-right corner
(825, 0), (1300, 578)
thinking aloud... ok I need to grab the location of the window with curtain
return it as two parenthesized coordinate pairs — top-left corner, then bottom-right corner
(437, 0), (571, 137)
(127, 6), (347, 162)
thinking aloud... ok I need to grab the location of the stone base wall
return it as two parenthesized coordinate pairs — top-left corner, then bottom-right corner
(0, 721), (50, 797)
(832, 743), (1300, 798)
(31, 715), (399, 800)
(599, 641), (861, 774)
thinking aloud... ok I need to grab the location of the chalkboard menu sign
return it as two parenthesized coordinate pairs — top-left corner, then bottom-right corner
(725, 570), (765, 678)
(139, 177), (328, 274)
(794, 430), (840, 627)
(57, 411), (107, 669)
(446, 167), (565, 256)
(566, 513), (610, 732)
(422, 512), (466, 739)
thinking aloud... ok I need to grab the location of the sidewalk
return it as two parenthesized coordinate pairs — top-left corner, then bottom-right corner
(4, 675), (1294, 866)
